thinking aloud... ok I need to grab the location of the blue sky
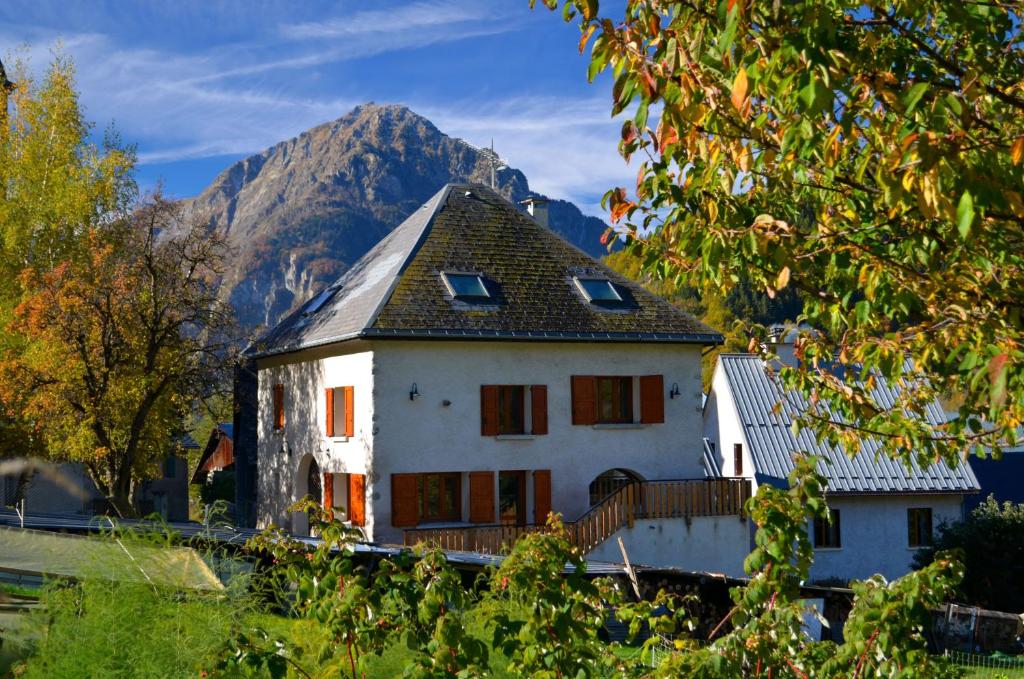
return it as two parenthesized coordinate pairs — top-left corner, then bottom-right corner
(1, 0), (633, 216)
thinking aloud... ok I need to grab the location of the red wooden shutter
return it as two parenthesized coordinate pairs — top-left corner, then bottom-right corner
(480, 385), (499, 436)
(325, 388), (335, 437)
(323, 472), (334, 510)
(469, 471), (495, 523)
(640, 375), (665, 424)
(533, 469), (552, 525)
(391, 474), (418, 527)
(343, 386), (355, 437)
(530, 385), (548, 435)
(571, 376), (596, 425)
(272, 384), (285, 430)
(348, 473), (366, 526)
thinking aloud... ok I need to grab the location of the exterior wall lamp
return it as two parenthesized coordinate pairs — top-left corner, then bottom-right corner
(669, 382), (681, 399)
(409, 383), (421, 401)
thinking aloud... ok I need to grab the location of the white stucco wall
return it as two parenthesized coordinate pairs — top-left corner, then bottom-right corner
(808, 493), (964, 582)
(586, 515), (751, 577)
(367, 339), (707, 544)
(255, 340), (376, 533)
(703, 361), (754, 479)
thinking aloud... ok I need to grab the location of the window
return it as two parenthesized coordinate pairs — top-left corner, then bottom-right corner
(596, 376), (633, 423)
(574, 276), (623, 302)
(908, 508), (933, 547)
(498, 386), (525, 435)
(734, 443), (744, 476)
(481, 385), (547, 436)
(441, 272), (490, 299)
(272, 384), (285, 431)
(418, 472), (462, 522)
(325, 386), (354, 438)
(499, 471), (526, 525)
(303, 285), (339, 316)
(813, 510), (841, 548)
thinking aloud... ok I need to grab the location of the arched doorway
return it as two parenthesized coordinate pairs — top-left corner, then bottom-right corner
(293, 454), (322, 536)
(589, 468), (644, 506)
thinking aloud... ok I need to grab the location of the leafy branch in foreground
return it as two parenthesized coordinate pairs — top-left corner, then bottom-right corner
(535, 0), (1023, 467)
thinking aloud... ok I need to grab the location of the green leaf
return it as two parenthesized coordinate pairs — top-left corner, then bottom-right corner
(956, 191), (974, 240)
(902, 83), (929, 114)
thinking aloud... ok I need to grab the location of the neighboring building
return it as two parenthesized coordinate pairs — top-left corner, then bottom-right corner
(1, 462), (103, 515)
(192, 423), (235, 484)
(242, 183), (753, 571)
(134, 435), (197, 522)
(703, 349), (980, 582)
(966, 436), (1024, 512)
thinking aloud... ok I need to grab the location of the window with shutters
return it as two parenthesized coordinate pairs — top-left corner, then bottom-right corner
(272, 384), (285, 431)
(418, 472), (462, 522)
(596, 376), (632, 423)
(481, 385), (547, 436)
(326, 386), (354, 438)
(907, 508), (933, 547)
(813, 510), (841, 548)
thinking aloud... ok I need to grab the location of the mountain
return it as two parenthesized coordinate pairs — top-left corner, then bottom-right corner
(178, 103), (610, 331)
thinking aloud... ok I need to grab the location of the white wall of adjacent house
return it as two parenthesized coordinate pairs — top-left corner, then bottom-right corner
(368, 340), (707, 545)
(255, 340), (376, 534)
(808, 493), (964, 582)
(703, 360), (754, 480)
(586, 516), (751, 576)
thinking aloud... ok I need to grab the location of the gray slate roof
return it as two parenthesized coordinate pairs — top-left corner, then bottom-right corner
(718, 354), (979, 494)
(246, 184), (722, 358)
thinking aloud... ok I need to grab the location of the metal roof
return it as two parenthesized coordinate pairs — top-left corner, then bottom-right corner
(245, 183), (721, 359)
(718, 354), (979, 494)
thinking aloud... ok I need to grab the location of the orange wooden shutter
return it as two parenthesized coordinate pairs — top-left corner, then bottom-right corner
(325, 388), (335, 437)
(571, 376), (596, 425)
(640, 375), (665, 424)
(273, 384), (285, 430)
(348, 473), (366, 526)
(391, 474), (419, 527)
(323, 472), (334, 510)
(533, 469), (552, 525)
(469, 471), (495, 523)
(531, 385), (548, 435)
(343, 386), (355, 437)
(480, 385), (499, 436)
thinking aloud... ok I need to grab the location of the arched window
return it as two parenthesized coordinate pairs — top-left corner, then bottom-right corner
(589, 469), (643, 506)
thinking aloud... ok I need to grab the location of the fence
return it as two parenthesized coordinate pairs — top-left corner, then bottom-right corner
(404, 478), (751, 555)
(943, 650), (1024, 678)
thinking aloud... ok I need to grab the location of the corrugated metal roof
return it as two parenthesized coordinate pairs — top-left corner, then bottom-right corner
(702, 438), (722, 477)
(718, 354), (979, 494)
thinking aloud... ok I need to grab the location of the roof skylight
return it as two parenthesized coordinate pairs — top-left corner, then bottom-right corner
(441, 272), (490, 299)
(574, 277), (623, 303)
(302, 286), (339, 316)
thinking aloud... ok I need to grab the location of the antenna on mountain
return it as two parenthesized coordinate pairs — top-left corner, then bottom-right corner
(485, 139), (507, 190)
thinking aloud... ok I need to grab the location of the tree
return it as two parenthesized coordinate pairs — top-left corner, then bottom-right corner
(0, 196), (236, 515)
(536, 0), (1023, 467)
(0, 54), (135, 456)
(913, 496), (1024, 612)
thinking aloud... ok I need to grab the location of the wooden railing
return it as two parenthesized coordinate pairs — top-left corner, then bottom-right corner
(403, 478), (752, 556)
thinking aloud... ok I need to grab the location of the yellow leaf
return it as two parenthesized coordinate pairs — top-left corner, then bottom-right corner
(1012, 136), (1024, 165)
(731, 68), (748, 112)
(776, 266), (791, 290)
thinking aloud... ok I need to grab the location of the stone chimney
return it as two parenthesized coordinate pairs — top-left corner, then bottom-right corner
(520, 196), (549, 229)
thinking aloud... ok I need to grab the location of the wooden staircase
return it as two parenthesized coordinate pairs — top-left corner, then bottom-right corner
(402, 478), (752, 556)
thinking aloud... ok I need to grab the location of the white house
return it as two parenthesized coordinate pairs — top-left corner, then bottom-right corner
(703, 344), (980, 582)
(242, 183), (752, 572)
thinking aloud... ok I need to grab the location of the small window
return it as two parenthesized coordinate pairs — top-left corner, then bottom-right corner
(908, 508), (933, 547)
(441, 272), (490, 299)
(303, 286), (339, 316)
(418, 472), (462, 522)
(273, 384), (285, 431)
(733, 443), (744, 476)
(814, 510), (841, 548)
(596, 376), (633, 423)
(331, 388), (346, 436)
(498, 385), (525, 435)
(574, 277), (623, 303)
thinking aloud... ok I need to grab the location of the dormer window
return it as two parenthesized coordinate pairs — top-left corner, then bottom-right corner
(441, 272), (490, 300)
(574, 277), (623, 303)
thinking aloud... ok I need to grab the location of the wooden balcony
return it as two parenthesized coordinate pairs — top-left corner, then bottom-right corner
(403, 477), (752, 556)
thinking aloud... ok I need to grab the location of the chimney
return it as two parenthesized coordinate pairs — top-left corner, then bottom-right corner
(520, 196), (549, 228)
